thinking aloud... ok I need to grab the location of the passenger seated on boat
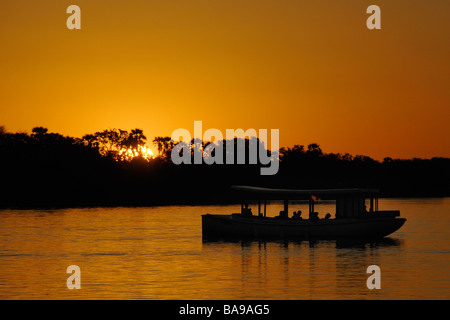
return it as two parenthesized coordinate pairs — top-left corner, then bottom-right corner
(241, 203), (253, 216)
(241, 204), (253, 216)
(292, 210), (303, 220)
(358, 205), (370, 217)
(276, 210), (288, 219)
(324, 213), (331, 220)
(309, 212), (319, 221)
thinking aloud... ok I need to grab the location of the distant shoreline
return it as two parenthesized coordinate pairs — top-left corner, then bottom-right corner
(1, 194), (448, 210)
(2, 128), (449, 210)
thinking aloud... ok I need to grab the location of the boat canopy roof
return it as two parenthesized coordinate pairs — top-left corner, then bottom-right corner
(231, 185), (379, 200)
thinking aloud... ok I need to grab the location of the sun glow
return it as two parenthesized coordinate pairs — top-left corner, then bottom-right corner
(119, 145), (155, 161)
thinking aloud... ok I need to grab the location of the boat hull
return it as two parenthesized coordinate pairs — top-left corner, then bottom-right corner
(202, 214), (406, 240)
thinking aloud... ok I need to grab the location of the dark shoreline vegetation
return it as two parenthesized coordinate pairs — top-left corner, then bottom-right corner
(0, 126), (449, 209)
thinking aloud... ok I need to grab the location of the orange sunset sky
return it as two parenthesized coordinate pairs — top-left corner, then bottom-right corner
(0, 0), (449, 160)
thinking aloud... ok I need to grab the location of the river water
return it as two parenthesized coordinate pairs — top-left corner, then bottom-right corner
(0, 198), (449, 299)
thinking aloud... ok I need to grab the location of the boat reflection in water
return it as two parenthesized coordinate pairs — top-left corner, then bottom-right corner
(201, 237), (404, 299)
(202, 186), (406, 240)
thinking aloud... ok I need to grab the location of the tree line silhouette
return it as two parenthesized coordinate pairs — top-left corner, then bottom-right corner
(0, 125), (449, 208)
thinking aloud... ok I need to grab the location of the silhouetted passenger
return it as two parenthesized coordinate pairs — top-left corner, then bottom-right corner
(276, 210), (288, 219)
(309, 212), (319, 221)
(292, 210), (303, 220)
(324, 213), (331, 220)
(242, 203), (252, 216)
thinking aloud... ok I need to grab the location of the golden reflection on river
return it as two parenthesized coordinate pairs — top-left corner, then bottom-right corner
(0, 199), (449, 299)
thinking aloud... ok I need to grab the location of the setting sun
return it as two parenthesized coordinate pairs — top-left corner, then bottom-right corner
(119, 145), (155, 161)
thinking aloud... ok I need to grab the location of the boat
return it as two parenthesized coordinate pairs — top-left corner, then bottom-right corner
(202, 186), (406, 240)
